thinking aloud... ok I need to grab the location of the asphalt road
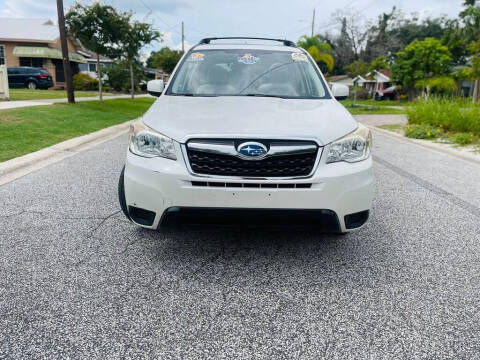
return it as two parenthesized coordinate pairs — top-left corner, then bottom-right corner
(1, 120), (480, 359)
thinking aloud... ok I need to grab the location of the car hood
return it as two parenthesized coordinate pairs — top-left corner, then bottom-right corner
(143, 96), (357, 146)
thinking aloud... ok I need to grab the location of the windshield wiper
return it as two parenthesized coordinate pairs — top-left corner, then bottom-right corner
(240, 93), (288, 99)
(171, 93), (218, 97)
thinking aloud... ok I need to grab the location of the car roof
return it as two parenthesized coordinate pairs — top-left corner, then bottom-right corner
(9, 66), (39, 69)
(193, 44), (303, 52)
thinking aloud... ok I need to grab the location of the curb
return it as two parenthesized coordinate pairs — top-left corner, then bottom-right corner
(369, 126), (480, 165)
(0, 119), (136, 186)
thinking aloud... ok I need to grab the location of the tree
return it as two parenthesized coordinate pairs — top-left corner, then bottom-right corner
(314, 9), (369, 75)
(119, 16), (160, 99)
(331, 9), (367, 61)
(344, 60), (369, 78)
(363, 7), (449, 62)
(334, 17), (356, 70)
(459, 0), (480, 100)
(297, 35), (334, 72)
(105, 60), (146, 92)
(66, 3), (125, 103)
(392, 38), (452, 99)
(363, 8), (397, 61)
(458, 37), (480, 100)
(369, 56), (389, 72)
(415, 76), (457, 98)
(459, 0), (480, 42)
(442, 20), (469, 66)
(147, 47), (183, 74)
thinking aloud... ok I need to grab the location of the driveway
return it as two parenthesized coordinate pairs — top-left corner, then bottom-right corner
(1, 124), (479, 358)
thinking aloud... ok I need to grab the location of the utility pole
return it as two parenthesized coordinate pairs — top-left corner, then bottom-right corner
(56, 0), (74, 104)
(311, 8), (315, 37)
(181, 21), (185, 53)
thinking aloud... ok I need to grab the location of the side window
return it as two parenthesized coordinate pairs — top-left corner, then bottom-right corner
(0, 45), (5, 65)
(89, 63), (96, 72)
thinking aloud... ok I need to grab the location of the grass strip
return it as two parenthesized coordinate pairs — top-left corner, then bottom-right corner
(0, 97), (155, 162)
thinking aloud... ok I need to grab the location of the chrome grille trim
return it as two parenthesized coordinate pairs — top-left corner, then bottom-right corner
(187, 140), (317, 159)
(181, 140), (323, 180)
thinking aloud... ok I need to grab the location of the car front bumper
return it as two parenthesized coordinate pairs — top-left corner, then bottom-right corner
(123, 148), (375, 232)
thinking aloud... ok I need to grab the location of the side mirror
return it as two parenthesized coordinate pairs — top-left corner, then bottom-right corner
(331, 83), (349, 101)
(147, 79), (164, 97)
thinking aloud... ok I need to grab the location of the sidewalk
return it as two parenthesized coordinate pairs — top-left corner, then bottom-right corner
(355, 114), (480, 164)
(0, 94), (151, 110)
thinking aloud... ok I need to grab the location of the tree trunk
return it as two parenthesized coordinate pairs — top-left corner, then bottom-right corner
(407, 88), (416, 101)
(371, 81), (377, 109)
(456, 80), (462, 97)
(97, 53), (103, 104)
(130, 59), (135, 100)
(473, 79), (480, 103)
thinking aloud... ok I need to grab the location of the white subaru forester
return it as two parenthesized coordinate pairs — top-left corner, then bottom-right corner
(118, 37), (374, 233)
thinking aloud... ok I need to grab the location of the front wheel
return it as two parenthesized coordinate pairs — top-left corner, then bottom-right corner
(26, 81), (37, 89)
(118, 166), (130, 220)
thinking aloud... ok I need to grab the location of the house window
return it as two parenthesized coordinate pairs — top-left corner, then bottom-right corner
(19, 57), (43, 67)
(89, 63), (96, 72)
(0, 45), (5, 65)
(78, 63), (88, 72)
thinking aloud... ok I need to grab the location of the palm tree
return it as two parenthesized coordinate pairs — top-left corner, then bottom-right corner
(297, 35), (334, 72)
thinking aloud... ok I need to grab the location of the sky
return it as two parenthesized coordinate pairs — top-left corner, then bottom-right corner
(0, 0), (465, 57)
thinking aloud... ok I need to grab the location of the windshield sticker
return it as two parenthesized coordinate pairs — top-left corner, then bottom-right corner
(188, 52), (205, 62)
(292, 53), (308, 62)
(238, 53), (259, 65)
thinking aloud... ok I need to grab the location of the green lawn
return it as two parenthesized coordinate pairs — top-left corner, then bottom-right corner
(377, 124), (405, 134)
(339, 99), (407, 115)
(0, 97), (155, 162)
(8, 89), (115, 101)
(340, 99), (414, 107)
(344, 105), (406, 115)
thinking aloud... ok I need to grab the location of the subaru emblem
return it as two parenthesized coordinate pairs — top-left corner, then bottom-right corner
(237, 142), (268, 159)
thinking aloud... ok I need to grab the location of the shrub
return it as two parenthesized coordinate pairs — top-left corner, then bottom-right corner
(406, 97), (480, 136)
(73, 73), (98, 91)
(451, 132), (478, 145)
(405, 124), (442, 139)
(105, 60), (146, 92)
(349, 86), (368, 100)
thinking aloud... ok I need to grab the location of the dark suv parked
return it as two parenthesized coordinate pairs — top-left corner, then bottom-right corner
(7, 66), (54, 89)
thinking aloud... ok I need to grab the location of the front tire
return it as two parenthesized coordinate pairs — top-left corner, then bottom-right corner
(118, 166), (130, 220)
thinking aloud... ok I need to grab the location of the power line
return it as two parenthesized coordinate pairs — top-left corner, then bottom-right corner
(138, 0), (172, 28)
(136, 0), (203, 44)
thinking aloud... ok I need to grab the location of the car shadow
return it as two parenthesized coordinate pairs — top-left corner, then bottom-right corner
(131, 218), (378, 287)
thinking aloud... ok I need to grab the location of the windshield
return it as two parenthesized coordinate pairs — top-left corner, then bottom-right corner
(167, 49), (330, 99)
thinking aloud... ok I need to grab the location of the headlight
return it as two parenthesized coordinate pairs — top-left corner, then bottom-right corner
(326, 124), (372, 164)
(129, 120), (177, 160)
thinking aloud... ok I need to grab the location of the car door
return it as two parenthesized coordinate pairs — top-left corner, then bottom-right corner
(19, 68), (31, 86)
(7, 68), (22, 88)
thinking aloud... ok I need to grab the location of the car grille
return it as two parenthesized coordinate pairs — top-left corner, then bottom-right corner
(185, 140), (319, 178)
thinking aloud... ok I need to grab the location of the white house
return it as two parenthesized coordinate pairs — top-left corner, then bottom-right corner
(76, 48), (113, 79)
(328, 75), (354, 87)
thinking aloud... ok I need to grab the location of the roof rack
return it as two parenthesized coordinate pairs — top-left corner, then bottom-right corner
(198, 37), (296, 47)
